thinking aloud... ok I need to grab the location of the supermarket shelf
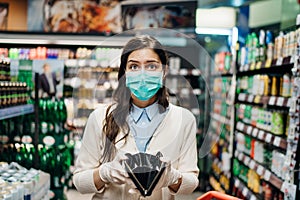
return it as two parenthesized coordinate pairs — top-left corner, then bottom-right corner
(210, 113), (231, 125)
(233, 177), (260, 200)
(237, 93), (291, 108)
(236, 121), (287, 150)
(238, 56), (295, 75)
(209, 176), (226, 194)
(212, 157), (231, 181)
(234, 150), (284, 191)
(0, 32), (190, 47)
(167, 68), (202, 76)
(0, 104), (34, 120)
(211, 73), (233, 77)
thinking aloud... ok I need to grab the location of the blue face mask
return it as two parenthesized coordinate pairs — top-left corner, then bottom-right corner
(126, 70), (163, 101)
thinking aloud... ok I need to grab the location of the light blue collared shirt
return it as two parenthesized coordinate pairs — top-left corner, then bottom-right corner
(128, 102), (168, 152)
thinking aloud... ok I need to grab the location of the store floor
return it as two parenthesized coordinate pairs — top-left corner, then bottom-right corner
(66, 189), (203, 200)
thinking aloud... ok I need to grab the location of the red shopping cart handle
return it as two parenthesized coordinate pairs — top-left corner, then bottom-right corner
(197, 191), (241, 200)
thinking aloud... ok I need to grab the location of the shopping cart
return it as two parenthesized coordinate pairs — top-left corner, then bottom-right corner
(197, 191), (241, 200)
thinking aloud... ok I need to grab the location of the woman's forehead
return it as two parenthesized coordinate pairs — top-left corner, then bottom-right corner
(127, 48), (161, 63)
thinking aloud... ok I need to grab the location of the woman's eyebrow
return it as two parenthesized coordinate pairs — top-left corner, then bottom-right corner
(127, 59), (160, 63)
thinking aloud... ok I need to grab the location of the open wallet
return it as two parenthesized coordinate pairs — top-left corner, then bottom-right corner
(122, 152), (167, 197)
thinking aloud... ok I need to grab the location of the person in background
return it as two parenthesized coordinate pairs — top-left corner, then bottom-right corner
(39, 63), (60, 98)
(73, 35), (199, 199)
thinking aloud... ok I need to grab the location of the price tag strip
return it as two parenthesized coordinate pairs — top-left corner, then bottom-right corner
(265, 133), (273, 143)
(258, 130), (265, 140)
(248, 95), (254, 103)
(246, 126), (253, 135)
(252, 128), (259, 137)
(269, 96), (276, 105)
(264, 169), (271, 181)
(276, 97), (284, 106)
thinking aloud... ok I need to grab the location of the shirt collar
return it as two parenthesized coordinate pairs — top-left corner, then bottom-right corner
(130, 102), (159, 123)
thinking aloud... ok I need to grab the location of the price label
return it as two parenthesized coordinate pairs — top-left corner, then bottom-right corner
(289, 125), (296, 140)
(249, 160), (256, 169)
(264, 169), (271, 181)
(269, 96), (276, 105)
(276, 97), (284, 106)
(250, 62), (256, 70)
(248, 95), (254, 102)
(257, 165), (264, 175)
(273, 136), (281, 147)
(287, 98), (292, 107)
(258, 130), (265, 140)
(265, 133), (272, 143)
(234, 151), (238, 157)
(252, 128), (258, 137)
(276, 57), (283, 66)
(239, 93), (246, 101)
(244, 157), (250, 166)
(238, 153), (243, 161)
(242, 187), (248, 196)
(236, 122), (241, 130)
(289, 98), (297, 113)
(247, 126), (253, 135)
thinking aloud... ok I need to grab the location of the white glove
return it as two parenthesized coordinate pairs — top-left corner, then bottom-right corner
(99, 153), (130, 184)
(128, 157), (182, 194)
(153, 157), (182, 190)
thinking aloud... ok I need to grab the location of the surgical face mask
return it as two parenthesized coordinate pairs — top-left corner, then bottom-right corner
(125, 70), (163, 101)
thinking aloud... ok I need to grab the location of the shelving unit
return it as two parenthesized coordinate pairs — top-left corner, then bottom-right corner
(207, 46), (237, 194)
(232, 31), (298, 198)
(0, 104), (34, 120)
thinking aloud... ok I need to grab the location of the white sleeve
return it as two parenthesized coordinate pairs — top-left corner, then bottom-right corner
(72, 106), (106, 194)
(176, 110), (199, 194)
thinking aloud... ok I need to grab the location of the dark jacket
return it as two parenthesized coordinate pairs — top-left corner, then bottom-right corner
(39, 72), (60, 97)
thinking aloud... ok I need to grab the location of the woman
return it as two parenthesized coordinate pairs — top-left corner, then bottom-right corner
(73, 35), (199, 199)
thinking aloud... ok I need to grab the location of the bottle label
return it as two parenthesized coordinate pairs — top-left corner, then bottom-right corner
(21, 135), (32, 144)
(43, 135), (55, 146)
(0, 135), (9, 144)
(41, 122), (48, 134)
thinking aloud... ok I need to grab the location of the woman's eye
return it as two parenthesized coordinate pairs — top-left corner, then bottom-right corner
(128, 65), (139, 70)
(146, 64), (158, 71)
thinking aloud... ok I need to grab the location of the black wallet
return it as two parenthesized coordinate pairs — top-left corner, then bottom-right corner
(122, 152), (166, 197)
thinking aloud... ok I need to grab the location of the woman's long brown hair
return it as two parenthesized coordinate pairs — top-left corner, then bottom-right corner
(101, 35), (169, 162)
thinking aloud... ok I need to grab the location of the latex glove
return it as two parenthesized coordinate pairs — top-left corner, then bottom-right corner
(128, 157), (182, 194)
(153, 157), (182, 190)
(99, 153), (130, 184)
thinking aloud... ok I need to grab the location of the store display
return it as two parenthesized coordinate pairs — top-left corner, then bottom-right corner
(207, 47), (237, 194)
(0, 162), (50, 200)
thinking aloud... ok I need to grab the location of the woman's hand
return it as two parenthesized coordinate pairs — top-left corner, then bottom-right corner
(154, 157), (182, 192)
(128, 157), (182, 195)
(99, 153), (130, 184)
